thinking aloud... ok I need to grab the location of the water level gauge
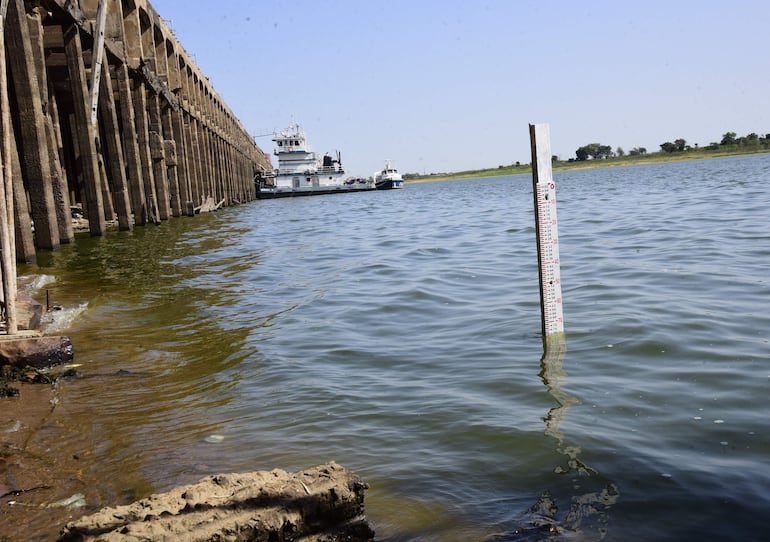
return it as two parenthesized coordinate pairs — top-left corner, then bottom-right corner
(529, 124), (565, 343)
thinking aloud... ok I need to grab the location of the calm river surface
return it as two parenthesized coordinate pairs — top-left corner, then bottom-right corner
(20, 153), (770, 541)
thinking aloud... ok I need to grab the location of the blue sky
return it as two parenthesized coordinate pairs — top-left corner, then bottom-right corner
(151, 0), (769, 177)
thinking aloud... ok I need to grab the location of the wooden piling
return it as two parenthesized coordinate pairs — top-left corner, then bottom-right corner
(63, 21), (107, 236)
(27, 5), (74, 244)
(98, 62), (133, 230)
(6, 0), (60, 249)
(186, 115), (203, 209)
(9, 116), (36, 263)
(115, 62), (148, 225)
(88, 0), (107, 127)
(148, 95), (171, 220)
(0, 0), (271, 266)
(1, 0), (18, 334)
(131, 76), (160, 224)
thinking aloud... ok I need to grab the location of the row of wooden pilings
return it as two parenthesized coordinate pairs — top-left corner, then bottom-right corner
(0, 0), (271, 335)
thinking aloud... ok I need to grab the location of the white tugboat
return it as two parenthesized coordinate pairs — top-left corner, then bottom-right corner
(256, 123), (375, 198)
(374, 160), (404, 190)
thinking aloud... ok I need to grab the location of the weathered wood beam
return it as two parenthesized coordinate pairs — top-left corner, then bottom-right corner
(0, 0), (16, 333)
(6, 0), (60, 249)
(115, 62), (147, 225)
(131, 76), (160, 224)
(147, 94), (170, 220)
(161, 104), (181, 217)
(172, 105), (193, 215)
(8, 112), (36, 263)
(88, 0), (106, 126)
(98, 61), (132, 230)
(167, 52), (192, 215)
(184, 114), (202, 207)
(62, 21), (106, 236)
(27, 5), (74, 244)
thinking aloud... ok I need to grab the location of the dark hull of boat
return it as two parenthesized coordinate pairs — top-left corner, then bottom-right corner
(375, 180), (404, 190)
(257, 186), (376, 199)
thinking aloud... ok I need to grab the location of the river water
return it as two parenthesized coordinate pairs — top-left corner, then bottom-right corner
(18, 153), (770, 541)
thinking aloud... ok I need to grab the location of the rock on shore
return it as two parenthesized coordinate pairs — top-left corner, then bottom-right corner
(58, 462), (374, 541)
(0, 293), (74, 370)
(0, 335), (74, 369)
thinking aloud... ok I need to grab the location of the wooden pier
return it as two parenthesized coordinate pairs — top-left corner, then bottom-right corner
(0, 0), (271, 335)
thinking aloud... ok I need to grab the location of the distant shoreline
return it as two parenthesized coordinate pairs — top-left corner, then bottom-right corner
(408, 148), (770, 184)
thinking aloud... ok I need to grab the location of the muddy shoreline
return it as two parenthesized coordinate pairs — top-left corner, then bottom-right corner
(1, 370), (375, 541)
(0, 372), (80, 541)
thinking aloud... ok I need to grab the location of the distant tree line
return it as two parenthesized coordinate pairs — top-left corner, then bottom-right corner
(573, 131), (770, 161)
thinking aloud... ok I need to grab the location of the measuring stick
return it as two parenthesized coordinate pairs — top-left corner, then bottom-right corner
(529, 124), (565, 345)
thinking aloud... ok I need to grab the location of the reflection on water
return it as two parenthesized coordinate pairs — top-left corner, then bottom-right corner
(492, 341), (619, 540)
(540, 341), (585, 475)
(540, 338), (619, 539)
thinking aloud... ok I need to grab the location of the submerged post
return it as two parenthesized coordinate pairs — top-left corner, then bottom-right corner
(529, 123), (564, 346)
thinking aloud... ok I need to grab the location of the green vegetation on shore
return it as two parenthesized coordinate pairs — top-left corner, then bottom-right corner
(408, 132), (770, 182)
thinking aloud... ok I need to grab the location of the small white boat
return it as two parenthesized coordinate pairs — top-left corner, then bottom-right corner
(257, 123), (375, 198)
(374, 160), (404, 190)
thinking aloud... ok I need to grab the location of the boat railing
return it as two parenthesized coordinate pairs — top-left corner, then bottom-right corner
(275, 165), (343, 176)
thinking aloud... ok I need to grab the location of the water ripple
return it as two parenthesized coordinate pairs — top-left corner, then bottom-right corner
(24, 154), (770, 542)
